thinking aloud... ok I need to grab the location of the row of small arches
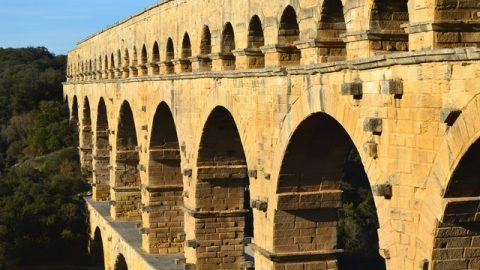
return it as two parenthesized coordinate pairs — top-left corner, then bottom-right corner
(68, 0), (414, 79)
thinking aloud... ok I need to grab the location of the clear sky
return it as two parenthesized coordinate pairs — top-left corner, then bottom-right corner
(0, 0), (160, 55)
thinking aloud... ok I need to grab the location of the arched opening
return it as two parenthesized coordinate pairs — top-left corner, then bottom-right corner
(132, 46), (138, 66)
(194, 107), (253, 268)
(122, 49), (130, 78)
(247, 15), (265, 68)
(152, 42), (160, 63)
(369, 0), (409, 54)
(93, 98), (110, 201)
(150, 42), (161, 74)
(114, 254), (128, 270)
(199, 25), (212, 71)
(139, 44), (148, 76)
(131, 46), (138, 77)
(88, 60), (92, 79)
(144, 103), (184, 253)
(274, 113), (385, 270)
(104, 55), (108, 74)
(98, 56), (103, 79)
(112, 102), (141, 221)
(220, 23), (236, 70)
(317, 0), (347, 62)
(116, 50), (122, 69)
(180, 33), (192, 72)
(90, 228), (105, 269)
(81, 97), (93, 182)
(200, 26), (212, 55)
(278, 6), (301, 66)
(71, 96), (79, 124)
(432, 139), (480, 269)
(163, 38), (175, 74)
(109, 53), (115, 79)
(434, 1), (480, 48)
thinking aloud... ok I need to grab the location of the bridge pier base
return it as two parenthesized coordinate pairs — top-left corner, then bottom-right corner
(184, 208), (246, 270)
(141, 186), (185, 254)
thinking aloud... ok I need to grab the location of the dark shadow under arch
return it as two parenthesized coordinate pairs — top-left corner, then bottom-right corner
(275, 113), (385, 270)
(431, 138), (480, 269)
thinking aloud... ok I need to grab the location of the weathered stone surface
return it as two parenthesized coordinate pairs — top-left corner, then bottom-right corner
(68, 1), (480, 270)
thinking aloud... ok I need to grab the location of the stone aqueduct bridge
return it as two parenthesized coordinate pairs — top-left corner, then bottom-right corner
(64, 0), (480, 269)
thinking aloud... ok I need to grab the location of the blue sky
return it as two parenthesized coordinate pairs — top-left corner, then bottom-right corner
(0, 0), (160, 55)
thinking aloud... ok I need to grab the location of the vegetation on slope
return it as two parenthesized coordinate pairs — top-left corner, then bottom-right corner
(0, 47), (89, 269)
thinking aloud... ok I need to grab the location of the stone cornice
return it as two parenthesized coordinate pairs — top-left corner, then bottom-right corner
(64, 47), (480, 86)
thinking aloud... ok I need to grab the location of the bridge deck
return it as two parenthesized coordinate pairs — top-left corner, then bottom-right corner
(85, 197), (184, 270)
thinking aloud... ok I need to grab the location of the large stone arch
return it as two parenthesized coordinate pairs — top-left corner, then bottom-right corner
(259, 78), (392, 269)
(421, 95), (480, 269)
(111, 101), (141, 221)
(80, 97), (94, 182)
(142, 102), (184, 254)
(186, 106), (253, 269)
(269, 112), (385, 270)
(93, 97), (111, 201)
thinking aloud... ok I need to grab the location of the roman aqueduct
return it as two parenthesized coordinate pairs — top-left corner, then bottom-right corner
(64, 0), (480, 269)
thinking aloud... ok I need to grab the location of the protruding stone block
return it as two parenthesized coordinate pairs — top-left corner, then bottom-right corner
(185, 240), (198, 248)
(363, 141), (378, 159)
(363, 117), (383, 134)
(177, 232), (186, 241)
(183, 168), (192, 177)
(341, 82), (363, 98)
(440, 108), (462, 126)
(250, 200), (268, 212)
(382, 79), (404, 96)
(372, 184), (392, 199)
